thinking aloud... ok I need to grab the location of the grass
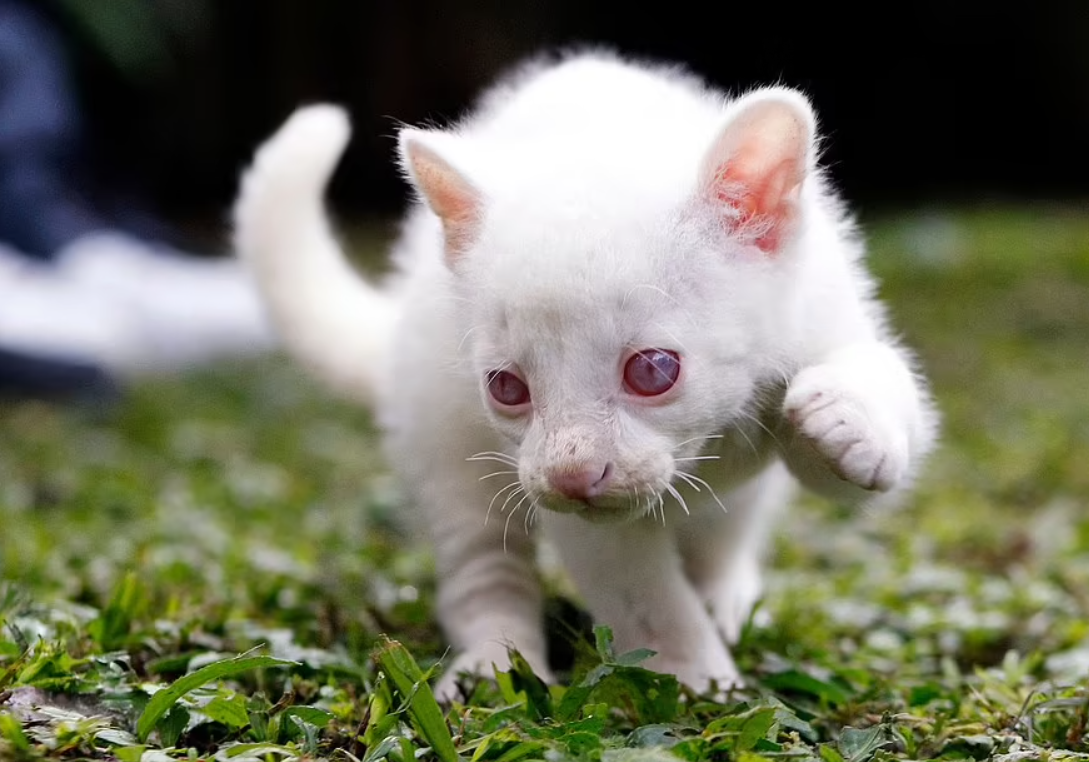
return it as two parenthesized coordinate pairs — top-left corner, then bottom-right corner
(1, 203), (1088, 760)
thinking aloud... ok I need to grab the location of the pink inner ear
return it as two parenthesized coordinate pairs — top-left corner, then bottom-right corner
(704, 104), (808, 254)
(404, 139), (482, 264)
(711, 155), (800, 252)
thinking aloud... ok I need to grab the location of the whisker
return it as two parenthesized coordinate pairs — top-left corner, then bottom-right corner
(457, 325), (480, 352)
(648, 484), (662, 523)
(654, 324), (690, 355)
(467, 451), (518, 466)
(623, 283), (679, 309)
(497, 485), (525, 524)
(478, 469), (519, 481)
(738, 409), (783, 448)
(673, 433), (724, 450)
(662, 480), (690, 516)
(673, 455), (721, 463)
(638, 485), (660, 523)
(677, 470), (728, 514)
(673, 471), (702, 492)
(524, 496), (542, 533)
(485, 481), (521, 525)
(728, 418), (761, 456)
(504, 492), (531, 553)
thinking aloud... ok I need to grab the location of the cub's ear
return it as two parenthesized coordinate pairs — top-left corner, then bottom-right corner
(397, 129), (483, 267)
(698, 87), (816, 254)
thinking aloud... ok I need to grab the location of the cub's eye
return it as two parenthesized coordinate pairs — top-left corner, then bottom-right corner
(623, 349), (681, 397)
(486, 369), (531, 407)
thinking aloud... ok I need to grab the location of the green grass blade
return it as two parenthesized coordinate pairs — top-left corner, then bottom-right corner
(506, 650), (551, 721)
(136, 653), (297, 742)
(372, 636), (460, 762)
(88, 571), (144, 651)
(0, 711), (31, 752)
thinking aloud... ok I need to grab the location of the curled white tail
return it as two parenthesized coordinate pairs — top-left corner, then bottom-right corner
(233, 105), (396, 407)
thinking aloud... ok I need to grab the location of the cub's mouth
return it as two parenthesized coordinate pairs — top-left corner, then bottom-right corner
(471, 451), (709, 527)
(536, 492), (642, 524)
(533, 467), (723, 524)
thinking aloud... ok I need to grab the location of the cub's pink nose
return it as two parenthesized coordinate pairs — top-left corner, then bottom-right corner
(547, 463), (613, 501)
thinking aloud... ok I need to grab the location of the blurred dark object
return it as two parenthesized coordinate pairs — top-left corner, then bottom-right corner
(0, 0), (187, 260)
(0, 347), (122, 406)
(45, 0), (1089, 222)
(0, 0), (274, 400)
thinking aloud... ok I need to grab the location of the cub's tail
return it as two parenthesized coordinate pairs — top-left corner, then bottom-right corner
(233, 105), (396, 407)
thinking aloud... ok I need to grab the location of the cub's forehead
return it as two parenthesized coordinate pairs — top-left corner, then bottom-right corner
(470, 274), (698, 371)
(480, 271), (681, 330)
(466, 201), (723, 305)
(471, 234), (691, 308)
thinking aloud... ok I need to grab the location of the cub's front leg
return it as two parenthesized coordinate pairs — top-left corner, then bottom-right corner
(780, 342), (937, 502)
(543, 512), (741, 694)
(405, 440), (552, 701)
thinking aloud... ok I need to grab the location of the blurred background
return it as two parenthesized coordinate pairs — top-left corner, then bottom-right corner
(2, 0), (1086, 398)
(38, 0), (1089, 230)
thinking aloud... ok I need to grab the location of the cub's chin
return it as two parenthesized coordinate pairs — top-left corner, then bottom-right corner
(536, 492), (646, 524)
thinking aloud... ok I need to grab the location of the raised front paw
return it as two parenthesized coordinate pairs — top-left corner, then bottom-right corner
(783, 362), (910, 492)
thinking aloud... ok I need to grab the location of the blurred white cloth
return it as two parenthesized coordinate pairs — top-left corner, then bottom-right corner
(0, 232), (275, 376)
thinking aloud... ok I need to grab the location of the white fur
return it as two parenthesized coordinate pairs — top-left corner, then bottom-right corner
(233, 49), (939, 700)
(233, 105), (397, 406)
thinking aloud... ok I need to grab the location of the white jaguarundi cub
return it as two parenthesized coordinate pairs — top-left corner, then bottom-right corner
(233, 49), (938, 700)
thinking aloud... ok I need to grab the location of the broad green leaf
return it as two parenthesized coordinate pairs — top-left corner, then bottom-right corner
(222, 742), (299, 758)
(591, 667), (680, 725)
(136, 653), (297, 742)
(772, 703), (815, 740)
(114, 746), (147, 762)
(736, 708), (777, 752)
(281, 705), (333, 728)
(555, 664), (614, 721)
(492, 740), (548, 762)
(203, 693), (251, 729)
(288, 713), (321, 754)
(94, 729), (139, 746)
(16, 647), (77, 687)
(615, 648), (657, 667)
(564, 730), (604, 757)
(494, 667), (520, 706)
(363, 733), (403, 762)
(594, 625), (616, 662)
(157, 704), (189, 748)
(248, 699), (271, 743)
(837, 725), (892, 762)
(628, 724), (685, 748)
